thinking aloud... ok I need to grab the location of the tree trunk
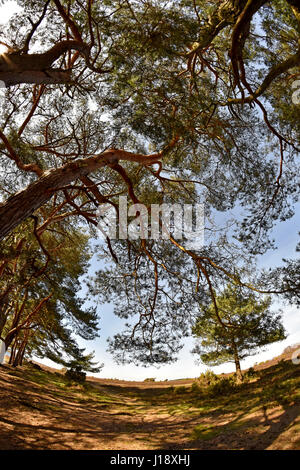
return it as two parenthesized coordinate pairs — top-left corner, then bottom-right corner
(19, 343), (26, 366)
(4, 293), (52, 349)
(8, 338), (17, 364)
(0, 69), (72, 87)
(231, 339), (243, 382)
(0, 41), (89, 86)
(0, 149), (161, 240)
(13, 341), (26, 367)
(14, 329), (30, 367)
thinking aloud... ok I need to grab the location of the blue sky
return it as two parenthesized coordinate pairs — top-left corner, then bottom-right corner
(71, 203), (300, 381)
(1, 1), (300, 380)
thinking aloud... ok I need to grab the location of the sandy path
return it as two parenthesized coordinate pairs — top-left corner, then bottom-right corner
(0, 364), (299, 450)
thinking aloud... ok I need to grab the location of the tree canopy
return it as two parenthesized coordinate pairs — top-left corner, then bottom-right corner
(0, 211), (101, 370)
(192, 284), (286, 380)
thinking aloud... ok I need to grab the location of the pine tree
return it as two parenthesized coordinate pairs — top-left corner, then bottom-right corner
(192, 285), (286, 381)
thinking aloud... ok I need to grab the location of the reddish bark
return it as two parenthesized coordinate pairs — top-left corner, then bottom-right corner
(0, 41), (89, 86)
(0, 149), (162, 240)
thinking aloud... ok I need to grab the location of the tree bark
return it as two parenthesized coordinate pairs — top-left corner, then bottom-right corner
(4, 293), (52, 348)
(231, 339), (243, 382)
(9, 339), (17, 365)
(0, 339), (6, 364)
(13, 338), (27, 367)
(188, 0), (248, 56)
(0, 69), (72, 87)
(0, 41), (89, 86)
(0, 149), (162, 241)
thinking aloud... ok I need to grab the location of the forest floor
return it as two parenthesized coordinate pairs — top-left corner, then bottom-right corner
(0, 349), (299, 450)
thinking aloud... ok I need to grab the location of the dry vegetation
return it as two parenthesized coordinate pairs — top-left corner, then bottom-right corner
(0, 347), (299, 450)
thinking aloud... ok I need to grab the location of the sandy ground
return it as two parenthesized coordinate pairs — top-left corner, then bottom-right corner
(0, 357), (299, 450)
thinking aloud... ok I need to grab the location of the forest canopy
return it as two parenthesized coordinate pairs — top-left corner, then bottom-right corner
(0, 0), (299, 366)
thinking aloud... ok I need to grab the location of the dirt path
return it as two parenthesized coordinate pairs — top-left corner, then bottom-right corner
(0, 363), (299, 450)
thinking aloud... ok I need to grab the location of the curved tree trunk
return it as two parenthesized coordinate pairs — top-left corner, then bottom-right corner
(4, 293), (52, 349)
(0, 149), (161, 241)
(0, 41), (89, 86)
(0, 69), (72, 86)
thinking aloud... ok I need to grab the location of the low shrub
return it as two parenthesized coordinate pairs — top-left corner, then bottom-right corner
(197, 370), (218, 386)
(191, 381), (206, 397)
(246, 367), (256, 377)
(244, 367), (258, 381)
(65, 366), (86, 383)
(174, 385), (188, 394)
(208, 376), (237, 396)
(191, 381), (201, 393)
(28, 361), (42, 371)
